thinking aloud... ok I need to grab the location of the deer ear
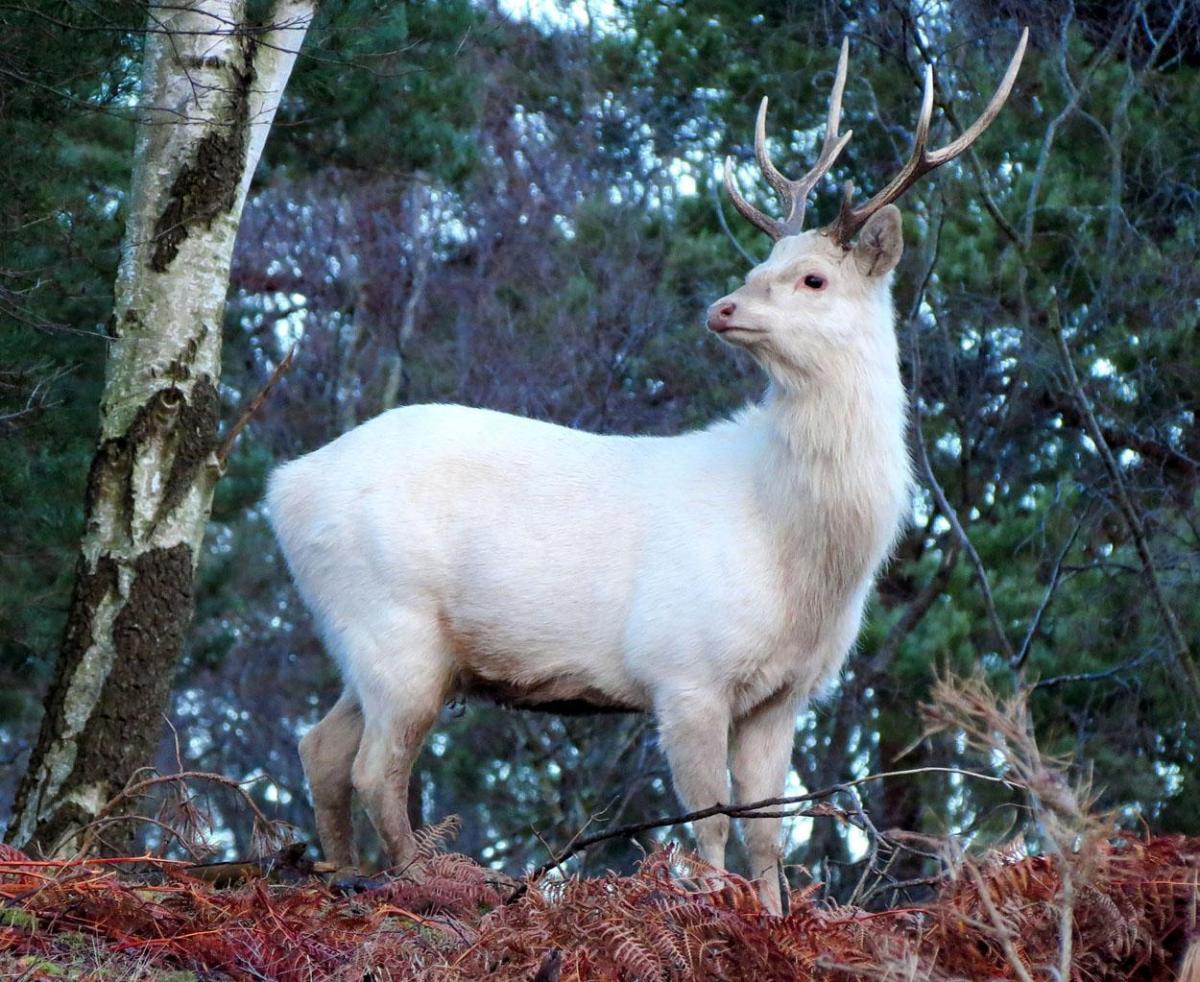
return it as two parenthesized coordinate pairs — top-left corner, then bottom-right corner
(853, 205), (903, 277)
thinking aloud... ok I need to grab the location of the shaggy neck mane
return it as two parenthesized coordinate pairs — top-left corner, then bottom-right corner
(742, 341), (909, 619)
(759, 337), (906, 481)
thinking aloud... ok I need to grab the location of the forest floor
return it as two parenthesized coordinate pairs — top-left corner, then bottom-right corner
(2, 833), (1198, 981)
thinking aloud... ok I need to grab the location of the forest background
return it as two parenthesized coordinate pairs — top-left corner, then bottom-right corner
(2, 0), (1198, 899)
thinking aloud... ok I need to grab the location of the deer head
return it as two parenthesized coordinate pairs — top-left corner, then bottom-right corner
(708, 31), (1027, 382)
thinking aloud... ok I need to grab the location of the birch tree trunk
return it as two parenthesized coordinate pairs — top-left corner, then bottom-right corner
(6, 0), (315, 854)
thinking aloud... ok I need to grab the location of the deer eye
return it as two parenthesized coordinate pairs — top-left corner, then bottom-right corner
(801, 273), (827, 291)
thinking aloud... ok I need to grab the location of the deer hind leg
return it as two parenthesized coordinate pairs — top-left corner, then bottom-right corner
(346, 613), (451, 870)
(656, 694), (732, 872)
(730, 687), (800, 915)
(298, 688), (364, 869)
(351, 705), (441, 871)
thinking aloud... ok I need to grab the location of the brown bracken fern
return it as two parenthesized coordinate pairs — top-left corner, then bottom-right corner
(3, 677), (1198, 980)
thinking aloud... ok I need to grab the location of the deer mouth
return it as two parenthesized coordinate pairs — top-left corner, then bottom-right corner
(709, 323), (763, 335)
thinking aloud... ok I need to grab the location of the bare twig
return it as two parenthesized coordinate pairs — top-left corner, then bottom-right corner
(514, 765), (1014, 897)
(1012, 517), (1084, 671)
(69, 768), (288, 860)
(215, 344), (298, 468)
(62, 813), (212, 862)
(1032, 648), (1156, 691)
(710, 176), (758, 268)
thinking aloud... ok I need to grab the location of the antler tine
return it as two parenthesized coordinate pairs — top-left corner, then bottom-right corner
(754, 99), (793, 201)
(786, 128), (853, 232)
(728, 38), (854, 242)
(828, 27), (1028, 245)
(913, 64), (934, 156)
(826, 36), (850, 141)
(927, 27), (1027, 166)
(778, 36), (853, 234)
(724, 156), (784, 240)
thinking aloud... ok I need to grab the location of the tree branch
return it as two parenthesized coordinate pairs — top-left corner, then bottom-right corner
(1045, 297), (1200, 704)
(215, 344), (297, 468)
(1011, 516), (1084, 672)
(710, 176), (758, 268)
(910, 307), (1017, 663)
(512, 765), (1014, 899)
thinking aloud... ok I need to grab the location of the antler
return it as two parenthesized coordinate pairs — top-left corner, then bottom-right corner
(825, 28), (1028, 246)
(723, 36), (853, 241)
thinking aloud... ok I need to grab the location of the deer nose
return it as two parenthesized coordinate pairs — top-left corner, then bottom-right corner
(707, 300), (737, 333)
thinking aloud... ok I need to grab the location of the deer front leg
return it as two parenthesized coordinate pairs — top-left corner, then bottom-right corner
(656, 694), (732, 871)
(730, 687), (800, 915)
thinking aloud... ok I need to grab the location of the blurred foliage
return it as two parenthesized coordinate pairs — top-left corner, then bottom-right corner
(2, 0), (1198, 899)
(0, 1), (136, 764)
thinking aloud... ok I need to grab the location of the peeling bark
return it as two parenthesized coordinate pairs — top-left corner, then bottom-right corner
(6, 0), (314, 855)
(149, 54), (256, 273)
(31, 546), (195, 854)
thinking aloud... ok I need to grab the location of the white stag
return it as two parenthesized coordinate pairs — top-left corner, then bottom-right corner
(268, 32), (1025, 912)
